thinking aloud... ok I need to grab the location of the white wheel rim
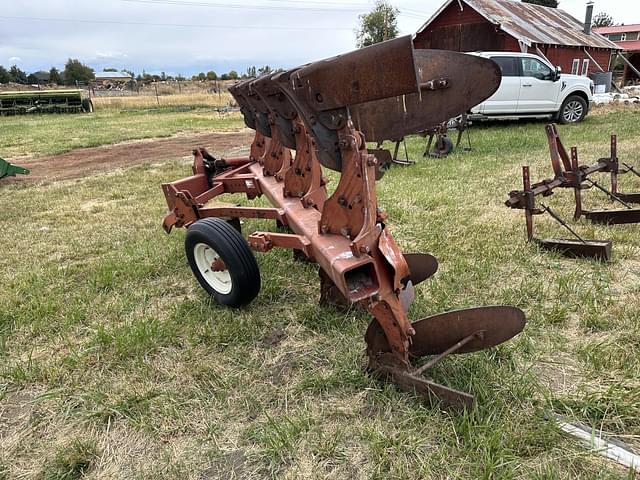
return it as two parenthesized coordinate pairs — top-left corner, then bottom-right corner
(563, 101), (583, 123)
(193, 243), (232, 294)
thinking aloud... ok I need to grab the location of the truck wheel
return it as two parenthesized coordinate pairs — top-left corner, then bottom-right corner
(185, 218), (260, 307)
(558, 95), (587, 124)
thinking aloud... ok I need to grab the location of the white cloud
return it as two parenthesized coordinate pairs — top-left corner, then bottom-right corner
(8, 56), (22, 63)
(95, 51), (128, 60)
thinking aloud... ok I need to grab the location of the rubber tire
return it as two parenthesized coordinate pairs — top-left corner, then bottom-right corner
(557, 95), (587, 124)
(81, 98), (93, 113)
(434, 136), (454, 156)
(185, 218), (260, 307)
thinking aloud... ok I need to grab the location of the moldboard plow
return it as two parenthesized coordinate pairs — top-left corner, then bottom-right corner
(162, 36), (526, 409)
(506, 124), (640, 261)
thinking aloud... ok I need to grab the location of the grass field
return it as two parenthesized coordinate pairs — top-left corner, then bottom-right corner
(92, 93), (234, 111)
(0, 107), (243, 159)
(1, 106), (640, 479)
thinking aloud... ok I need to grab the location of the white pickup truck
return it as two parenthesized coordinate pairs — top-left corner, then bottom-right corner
(469, 52), (595, 124)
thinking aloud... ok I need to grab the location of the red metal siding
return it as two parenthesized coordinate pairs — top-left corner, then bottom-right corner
(414, 1), (488, 49)
(539, 46), (612, 75)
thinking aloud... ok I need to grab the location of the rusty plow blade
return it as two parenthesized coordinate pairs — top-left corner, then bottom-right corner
(366, 306), (526, 409)
(275, 36), (501, 172)
(404, 253), (439, 286)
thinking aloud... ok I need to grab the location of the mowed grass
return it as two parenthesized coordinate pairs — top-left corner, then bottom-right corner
(0, 107), (243, 159)
(1, 106), (640, 479)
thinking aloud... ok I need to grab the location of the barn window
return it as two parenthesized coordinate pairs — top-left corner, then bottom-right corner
(581, 59), (590, 76)
(571, 59), (580, 75)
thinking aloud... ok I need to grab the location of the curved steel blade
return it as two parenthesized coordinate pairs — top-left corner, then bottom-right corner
(403, 253), (438, 286)
(409, 306), (526, 358)
(350, 50), (501, 142)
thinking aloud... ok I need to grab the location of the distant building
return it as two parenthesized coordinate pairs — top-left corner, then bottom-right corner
(94, 71), (133, 84)
(594, 24), (640, 85)
(414, 0), (620, 77)
(31, 71), (50, 84)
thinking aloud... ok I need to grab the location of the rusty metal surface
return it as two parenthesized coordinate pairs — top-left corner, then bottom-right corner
(418, 0), (620, 50)
(350, 50), (501, 142)
(403, 253), (439, 286)
(288, 36), (419, 111)
(537, 238), (612, 261)
(408, 306), (526, 357)
(584, 209), (640, 225)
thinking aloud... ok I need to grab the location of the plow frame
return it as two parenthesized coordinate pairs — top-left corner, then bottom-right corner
(162, 37), (526, 409)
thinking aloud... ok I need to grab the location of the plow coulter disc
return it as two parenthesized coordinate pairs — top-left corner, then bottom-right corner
(409, 306), (526, 357)
(403, 253), (439, 286)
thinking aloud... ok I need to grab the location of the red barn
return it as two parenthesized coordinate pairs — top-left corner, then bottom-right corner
(594, 24), (640, 85)
(414, 0), (620, 77)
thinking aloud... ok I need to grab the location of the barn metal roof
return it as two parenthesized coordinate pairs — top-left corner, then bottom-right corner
(416, 0), (621, 50)
(95, 71), (132, 79)
(594, 24), (640, 35)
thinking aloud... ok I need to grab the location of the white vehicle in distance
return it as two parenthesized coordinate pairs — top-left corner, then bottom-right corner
(469, 51), (595, 124)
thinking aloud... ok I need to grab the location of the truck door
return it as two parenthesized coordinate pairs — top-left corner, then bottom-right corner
(517, 57), (562, 113)
(477, 56), (521, 114)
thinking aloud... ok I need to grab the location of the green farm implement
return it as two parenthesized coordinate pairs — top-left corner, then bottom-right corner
(0, 89), (93, 115)
(0, 157), (30, 180)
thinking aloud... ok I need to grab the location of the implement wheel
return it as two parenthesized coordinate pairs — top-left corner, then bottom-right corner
(185, 218), (261, 307)
(81, 98), (93, 113)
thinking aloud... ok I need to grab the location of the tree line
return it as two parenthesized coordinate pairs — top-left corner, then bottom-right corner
(0, 59), (277, 86)
(0, 59), (95, 85)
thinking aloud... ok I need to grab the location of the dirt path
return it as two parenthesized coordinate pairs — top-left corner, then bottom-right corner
(4, 130), (254, 184)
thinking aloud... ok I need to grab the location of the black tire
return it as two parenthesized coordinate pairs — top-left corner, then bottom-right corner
(81, 98), (93, 113)
(433, 136), (454, 156)
(558, 95), (587, 124)
(185, 218), (260, 307)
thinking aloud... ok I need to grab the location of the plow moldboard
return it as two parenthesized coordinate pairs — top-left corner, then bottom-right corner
(409, 306), (526, 357)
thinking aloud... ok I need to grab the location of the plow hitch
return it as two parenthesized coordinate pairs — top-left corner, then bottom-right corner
(162, 36), (524, 409)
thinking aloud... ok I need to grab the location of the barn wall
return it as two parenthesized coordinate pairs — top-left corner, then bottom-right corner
(536, 46), (612, 76)
(413, 2), (506, 51)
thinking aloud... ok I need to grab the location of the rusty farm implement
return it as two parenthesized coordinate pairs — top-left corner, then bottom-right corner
(161, 37), (526, 409)
(506, 124), (640, 260)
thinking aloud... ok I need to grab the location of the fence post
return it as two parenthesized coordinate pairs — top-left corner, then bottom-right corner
(154, 82), (159, 105)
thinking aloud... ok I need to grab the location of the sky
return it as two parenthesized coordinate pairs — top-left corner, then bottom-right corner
(0, 0), (638, 77)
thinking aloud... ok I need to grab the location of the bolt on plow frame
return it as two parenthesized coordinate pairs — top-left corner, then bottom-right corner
(161, 36), (526, 409)
(506, 124), (640, 261)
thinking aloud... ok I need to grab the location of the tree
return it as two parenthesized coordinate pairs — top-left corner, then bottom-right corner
(206, 70), (217, 80)
(228, 70), (238, 80)
(9, 65), (27, 84)
(49, 67), (61, 84)
(196, 72), (206, 81)
(62, 58), (94, 85)
(0, 66), (11, 83)
(593, 12), (614, 28)
(103, 67), (118, 72)
(522, 0), (558, 8)
(27, 73), (38, 84)
(356, 0), (399, 48)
